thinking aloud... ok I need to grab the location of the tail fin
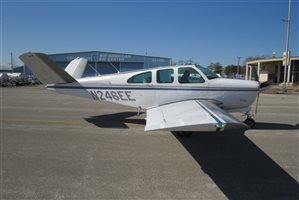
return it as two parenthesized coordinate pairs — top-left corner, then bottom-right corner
(65, 57), (87, 79)
(19, 52), (76, 84)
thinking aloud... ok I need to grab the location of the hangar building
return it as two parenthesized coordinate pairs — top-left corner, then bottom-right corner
(21, 51), (171, 77)
(45, 51), (172, 77)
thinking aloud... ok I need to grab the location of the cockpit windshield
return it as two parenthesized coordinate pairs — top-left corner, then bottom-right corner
(195, 65), (219, 80)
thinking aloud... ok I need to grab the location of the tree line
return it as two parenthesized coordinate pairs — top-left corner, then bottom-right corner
(174, 55), (272, 76)
(207, 55), (271, 76)
(173, 60), (244, 76)
(207, 62), (246, 76)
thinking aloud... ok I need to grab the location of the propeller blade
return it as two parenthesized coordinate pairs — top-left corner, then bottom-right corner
(255, 92), (260, 115)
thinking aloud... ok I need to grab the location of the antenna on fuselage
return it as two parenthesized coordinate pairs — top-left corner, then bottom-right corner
(88, 61), (120, 76)
(88, 63), (101, 76)
(108, 61), (120, 73)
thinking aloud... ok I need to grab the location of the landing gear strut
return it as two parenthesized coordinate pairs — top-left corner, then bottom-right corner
(171, 131), (193, 137)
(243, 112), (256, 128)
(137, 106), (142, 116)
(244, 118), (256, 128)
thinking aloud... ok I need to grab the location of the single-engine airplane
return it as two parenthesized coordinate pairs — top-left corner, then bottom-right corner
(20, 52), (269, 137)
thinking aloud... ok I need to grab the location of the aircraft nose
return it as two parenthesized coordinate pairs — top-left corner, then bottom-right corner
(252, 81), (260, 89)
(239, 80), (259, 91)
(237, 80), (259, 90)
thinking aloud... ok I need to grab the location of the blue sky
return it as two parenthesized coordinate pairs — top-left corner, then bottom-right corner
(1, 0), (298, 67)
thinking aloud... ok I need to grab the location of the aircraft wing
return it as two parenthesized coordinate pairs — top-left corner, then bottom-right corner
(145, 100), (248, 132)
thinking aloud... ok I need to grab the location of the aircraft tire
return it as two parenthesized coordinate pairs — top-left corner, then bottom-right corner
(244, 118), (256, 128)
(172, 131), (193, 137)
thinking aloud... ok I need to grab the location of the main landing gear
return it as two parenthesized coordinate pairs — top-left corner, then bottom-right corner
(171, 131), (193, 137)
(243, 117), (256, 128)
(244, 118), (256, 128)
(172, 115), (256, 138)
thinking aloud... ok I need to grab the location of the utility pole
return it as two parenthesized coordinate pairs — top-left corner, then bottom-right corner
(10, 52), (13, 72)
(237, 56), (242, 78)
(283, 0), (291, 93)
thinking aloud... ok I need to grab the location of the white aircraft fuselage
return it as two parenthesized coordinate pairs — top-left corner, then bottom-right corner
(47, 65), (259, 113)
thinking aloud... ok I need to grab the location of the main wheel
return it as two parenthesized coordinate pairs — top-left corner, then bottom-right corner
(244, 118), (256, 128)
(172, 131), (193, 137)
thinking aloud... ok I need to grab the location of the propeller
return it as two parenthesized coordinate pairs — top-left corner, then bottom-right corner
(255, 90), (260, 115)
(251, 66), (273, 115)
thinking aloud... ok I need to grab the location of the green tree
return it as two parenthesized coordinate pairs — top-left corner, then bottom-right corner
(208, 62), (223, 74)
(224, 65), (238, 75)
(239, 66), (246, 74)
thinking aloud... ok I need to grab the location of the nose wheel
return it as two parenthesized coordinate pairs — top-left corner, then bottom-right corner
(244, 118), (256, 128)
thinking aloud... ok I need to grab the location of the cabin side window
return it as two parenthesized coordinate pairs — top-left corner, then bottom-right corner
(157, 69), (174, 83)
(178, 67), (205, 84)
(127, 72), (152, 83)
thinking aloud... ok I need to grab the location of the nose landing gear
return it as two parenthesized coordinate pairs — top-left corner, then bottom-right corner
(243, 112), (256, 128)
(244, 117), (256, 128)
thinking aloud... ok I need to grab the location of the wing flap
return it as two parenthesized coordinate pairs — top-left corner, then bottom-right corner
(145, 100), (248, 132)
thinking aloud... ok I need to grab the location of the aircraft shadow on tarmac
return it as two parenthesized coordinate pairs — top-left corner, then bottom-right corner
(174, 131), (299, 200)
(255, 122), (299, 130)
(85, 112), (145, 128)
(85, 112), (298, 131)
(86, 112), (299, 198)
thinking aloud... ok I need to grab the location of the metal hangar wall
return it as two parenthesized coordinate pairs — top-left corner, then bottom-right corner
(48, 51), (172, 77)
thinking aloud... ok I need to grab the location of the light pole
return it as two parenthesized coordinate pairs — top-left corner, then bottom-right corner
(283, 0), (291, 93)
(10, 52), (13, 72)
(237, 56), (242, 78)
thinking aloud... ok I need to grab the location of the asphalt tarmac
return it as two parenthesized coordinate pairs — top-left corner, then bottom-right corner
(1, 86), (299, 200)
